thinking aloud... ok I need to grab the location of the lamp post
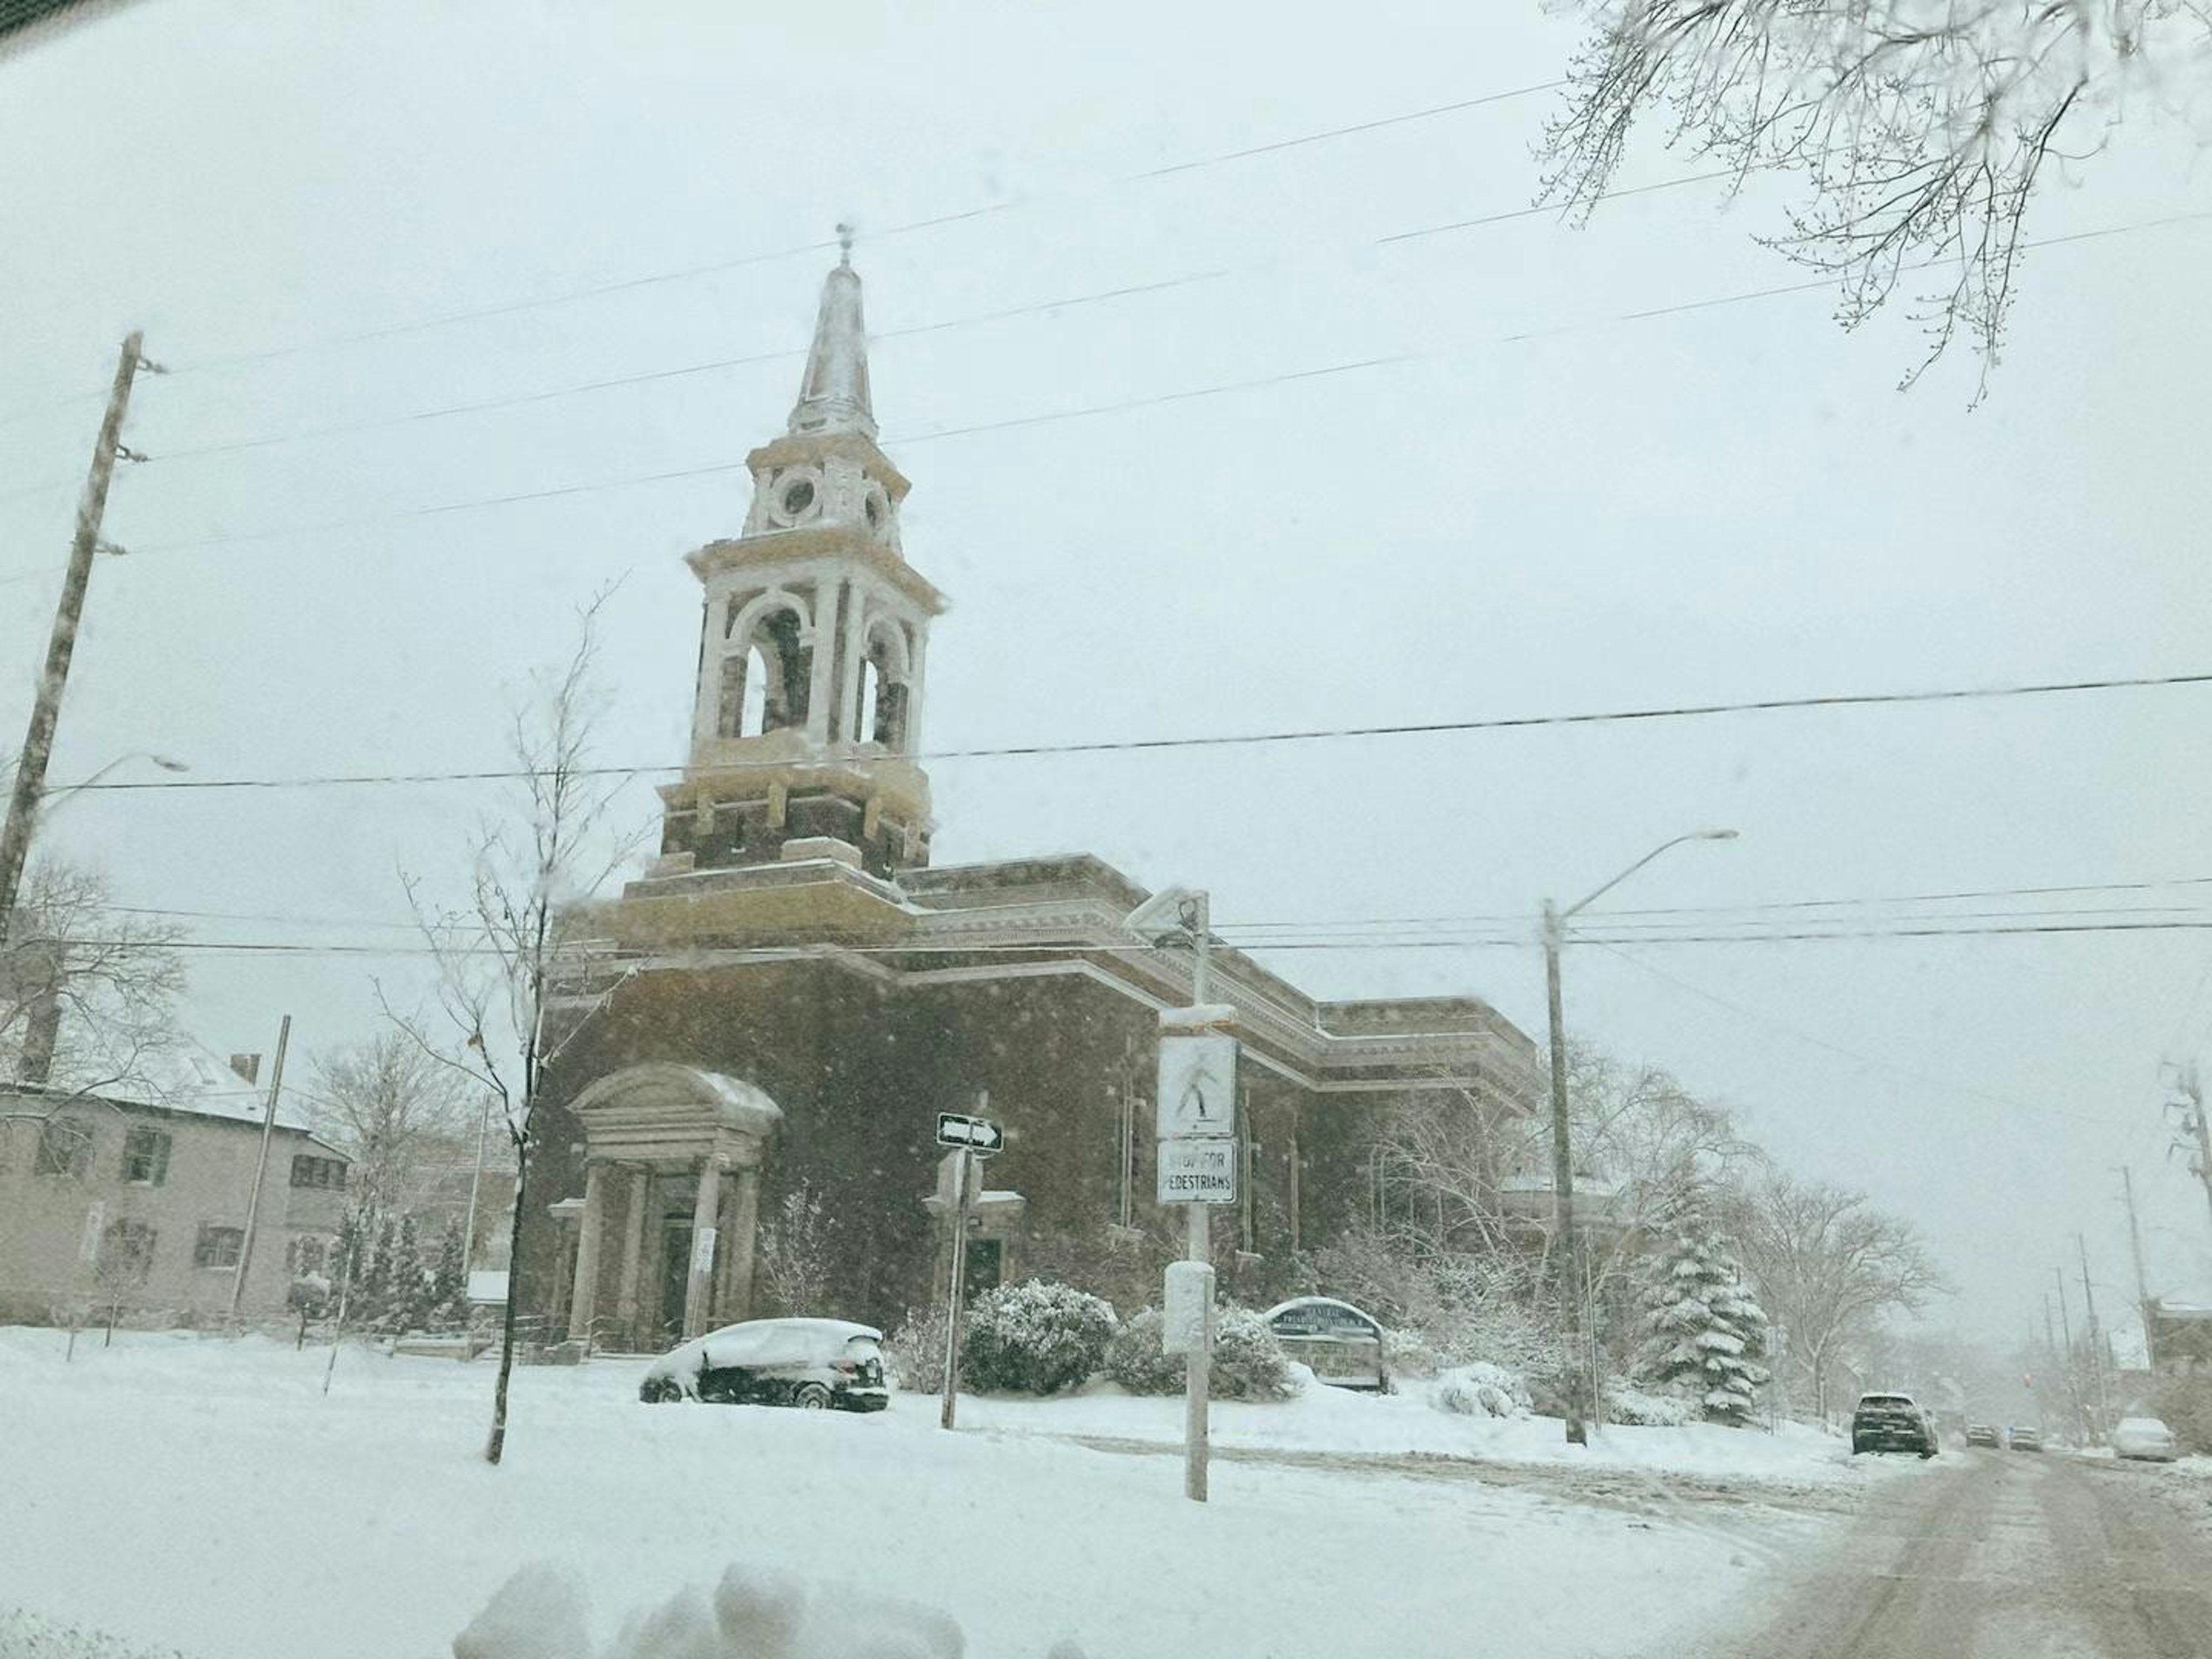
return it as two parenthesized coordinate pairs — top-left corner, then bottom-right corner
(1543, 828), (1737, 1445)
(35, 751), (189, 824)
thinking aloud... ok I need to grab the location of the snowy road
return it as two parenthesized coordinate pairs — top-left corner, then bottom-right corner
(1707, 1450), (2212, 1658)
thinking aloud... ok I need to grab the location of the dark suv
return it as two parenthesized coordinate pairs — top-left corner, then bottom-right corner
(1851, 1392), (1938, 1457)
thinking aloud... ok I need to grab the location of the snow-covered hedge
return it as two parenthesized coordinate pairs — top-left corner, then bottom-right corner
(1427, 1362), (1532, 1419)
(883, 1305), (947, 1393)
(959, 1280), (1119, 1396)
(1602, 1381), (1696, 1427)
(1382, 1327), (1442, 1380)
(1103, 1306), (1302, 1401)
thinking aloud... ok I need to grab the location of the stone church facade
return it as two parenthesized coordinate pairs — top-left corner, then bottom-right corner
(522, 243), (1541, 1351)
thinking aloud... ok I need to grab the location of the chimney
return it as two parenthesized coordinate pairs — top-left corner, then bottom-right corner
(229, 1053), (262, 1085)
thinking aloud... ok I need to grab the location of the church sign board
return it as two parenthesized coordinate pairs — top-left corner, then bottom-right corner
(1262, 1297), (1388, 1392)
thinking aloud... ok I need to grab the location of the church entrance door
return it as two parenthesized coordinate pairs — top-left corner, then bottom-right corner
(658, 1219), (694, 1348)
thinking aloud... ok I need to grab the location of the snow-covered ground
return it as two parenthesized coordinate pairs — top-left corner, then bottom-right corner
(0, 1328), (1876, 1659)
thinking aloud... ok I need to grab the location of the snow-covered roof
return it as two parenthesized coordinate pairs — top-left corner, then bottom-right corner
(18, 1039), (323, 1134)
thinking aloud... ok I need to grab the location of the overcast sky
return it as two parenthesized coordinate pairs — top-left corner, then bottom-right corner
(6, 0), (2212, 1352)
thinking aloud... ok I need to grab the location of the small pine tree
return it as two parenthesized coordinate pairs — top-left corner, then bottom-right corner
(395, 1214), (433, 1332)
(430, 1219), (467, 1327)
(1635, 1196), (1770, 1426)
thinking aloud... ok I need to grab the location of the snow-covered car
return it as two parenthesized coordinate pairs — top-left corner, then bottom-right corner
(2006, 1425), (2044, 1451)
(638, 1318), (889, 1412)
(2110, 1416), (2179, 1461)
(1851, 1392), (1938, 1457)
(1964, 1423), (1999, 1449)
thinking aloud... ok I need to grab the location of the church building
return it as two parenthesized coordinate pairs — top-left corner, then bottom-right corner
(524, 241), (1541, 1351)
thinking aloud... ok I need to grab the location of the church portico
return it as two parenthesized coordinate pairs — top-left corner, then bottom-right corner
(562, 1065), (782, 1348)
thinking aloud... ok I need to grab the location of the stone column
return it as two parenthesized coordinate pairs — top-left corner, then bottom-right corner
(682, 1156), (723, 1339)
(838, 583), (869, 744)
(903, 624), (928, 755)
(715, 1165), (762, 1324)
(613, 1166), (651, 1349)
(805, 580), (842, 744)
(566, 1162), (608, 1344)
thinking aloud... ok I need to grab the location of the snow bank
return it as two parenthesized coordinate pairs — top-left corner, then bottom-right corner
(943, 1370), (1859, 1486)
(0, 1327), (1852, 1659)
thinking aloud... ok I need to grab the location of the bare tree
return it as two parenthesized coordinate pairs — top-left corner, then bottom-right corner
(1539, 2), (2212, 396)
(382, 595), (643, 1465)
(312, 1030), (478, 1236)
(1728, 1168), (1949, 1418)
(1, 858), (184, 1099)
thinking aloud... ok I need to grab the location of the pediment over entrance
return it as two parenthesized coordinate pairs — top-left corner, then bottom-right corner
(569, 1063), (783, 1167)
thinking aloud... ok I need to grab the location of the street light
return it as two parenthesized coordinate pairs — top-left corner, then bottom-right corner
(1542, 828), (1737, 1445)
(39, 751), (190, 820)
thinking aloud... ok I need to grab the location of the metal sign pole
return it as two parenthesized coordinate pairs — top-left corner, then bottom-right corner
(1185, 897), (1212, 1502)
(939, 1145), (976, 1430)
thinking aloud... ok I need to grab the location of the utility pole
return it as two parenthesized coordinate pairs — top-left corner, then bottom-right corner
(0, 333), (151, 937)
(2120, 1166), (2156, 1370)
(2176, 1067), (2212, 1236)
(2054, 1266), (2082, 1445)
(1541, 900), (1588, 1446)
(460, 1089), (494, 1271)
(229, 1014), (293, 1321)
(2075, 1234), (2109, 1440)
(2042, 1292), (2059, 1427)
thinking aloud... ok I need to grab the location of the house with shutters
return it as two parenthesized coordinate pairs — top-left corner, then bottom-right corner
(0, 1041), (349, 1325)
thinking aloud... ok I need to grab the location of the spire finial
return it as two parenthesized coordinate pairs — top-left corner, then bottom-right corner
(836, 221), (855, 268)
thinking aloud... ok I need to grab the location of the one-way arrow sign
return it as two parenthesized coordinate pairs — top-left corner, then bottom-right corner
(935, 1112), (1004, 1154)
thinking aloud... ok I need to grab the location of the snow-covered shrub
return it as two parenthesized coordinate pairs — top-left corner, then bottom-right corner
(960, 1280), (1119, 1395)
(1102, 1309), (1181, 1395)
(883, 1305), (946, 1394)
(1603, 1381), (1696, 1427)
(1210, 1305), (1301, 1400)
(1104, 1306), (1302, 1400)
(1383, 1326), (1442, 1380)
(1428, 1361), (1532, 1418)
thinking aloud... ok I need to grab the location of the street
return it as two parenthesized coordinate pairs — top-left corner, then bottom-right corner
(1713, 1453), (2212, 1658)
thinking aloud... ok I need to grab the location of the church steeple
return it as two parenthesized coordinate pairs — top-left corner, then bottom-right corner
(633, 237), (946, 910)
(787, 225), (876, 440)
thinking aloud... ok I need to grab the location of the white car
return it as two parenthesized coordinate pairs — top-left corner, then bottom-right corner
(2110, 1416), (2180, 1462)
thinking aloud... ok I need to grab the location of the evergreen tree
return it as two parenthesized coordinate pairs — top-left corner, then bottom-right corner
(1636, 1196), (1770, 1426)
(430, 1219), (467, 1327)
(358, 1216), (399, 1331)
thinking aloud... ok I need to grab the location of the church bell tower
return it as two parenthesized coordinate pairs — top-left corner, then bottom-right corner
(628, 232), (945, 937)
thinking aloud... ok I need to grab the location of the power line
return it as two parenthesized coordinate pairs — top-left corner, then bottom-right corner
(162, 79), (1564, 378)
(1592, 943), (2118, 1130)
(134, 168), (1725, 471)
(50, 916), (2212, 957)
(93, 876), (2212, 939)
(39, 198), (2195, 582)
(47, 665), (2212, 794)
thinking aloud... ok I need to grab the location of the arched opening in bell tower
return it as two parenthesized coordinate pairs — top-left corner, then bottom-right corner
(718, 602), (812, 740)
(854, 619), (911, 751)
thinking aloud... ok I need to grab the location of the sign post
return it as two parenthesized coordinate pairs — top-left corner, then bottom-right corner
(1135, 888), (1239, 1503)
(935, 1094), (998, 1431)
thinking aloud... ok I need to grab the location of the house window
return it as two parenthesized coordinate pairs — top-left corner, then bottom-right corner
(33, 1118), (93, 1178)
(289, 1154), (346, 1190)
(97, 1219), (158, 1285)
(122, 1127), (172, 1186)
(194, 1225), (244, 1269)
